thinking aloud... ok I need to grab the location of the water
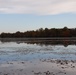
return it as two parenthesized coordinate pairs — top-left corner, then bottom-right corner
(0, 39), (76, 62)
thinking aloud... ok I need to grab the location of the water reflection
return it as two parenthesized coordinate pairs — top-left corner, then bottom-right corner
(0, 38), (76, 47)
(0, 39), (76, 62)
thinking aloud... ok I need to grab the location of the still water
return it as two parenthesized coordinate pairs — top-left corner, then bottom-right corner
(0, 39), (76, 62)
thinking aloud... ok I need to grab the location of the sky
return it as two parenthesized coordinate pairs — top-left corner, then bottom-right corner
(0, 0), (76, 33)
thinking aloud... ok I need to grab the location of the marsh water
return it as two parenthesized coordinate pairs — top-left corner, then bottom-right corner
(0, 38), (76, 62)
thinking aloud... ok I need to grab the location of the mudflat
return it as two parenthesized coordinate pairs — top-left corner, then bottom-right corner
(0, 59), (76, 75)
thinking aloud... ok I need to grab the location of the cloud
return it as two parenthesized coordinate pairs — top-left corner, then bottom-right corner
(0, 0), (76, 15)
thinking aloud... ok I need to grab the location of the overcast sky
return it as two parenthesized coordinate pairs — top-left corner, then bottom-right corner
(0, 0), (76, 33)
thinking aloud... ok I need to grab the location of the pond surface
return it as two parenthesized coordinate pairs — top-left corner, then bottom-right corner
(0, 39), (76, 62)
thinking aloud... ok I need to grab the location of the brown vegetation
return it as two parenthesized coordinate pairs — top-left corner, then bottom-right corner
(0, 27), (76, 38)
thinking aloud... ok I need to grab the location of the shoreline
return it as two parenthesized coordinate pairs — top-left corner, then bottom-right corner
(0, 37), (76, 41)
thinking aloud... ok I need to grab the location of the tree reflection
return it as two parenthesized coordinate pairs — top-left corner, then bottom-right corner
(0, 39), (76, 47)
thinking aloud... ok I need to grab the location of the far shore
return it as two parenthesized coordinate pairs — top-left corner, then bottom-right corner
(1, 37), (76, 40)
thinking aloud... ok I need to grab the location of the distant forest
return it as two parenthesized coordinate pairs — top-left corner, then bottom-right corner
(0, 27), (76, 38)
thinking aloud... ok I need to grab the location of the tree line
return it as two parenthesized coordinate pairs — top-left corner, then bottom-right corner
(0, 27), (76, 38)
